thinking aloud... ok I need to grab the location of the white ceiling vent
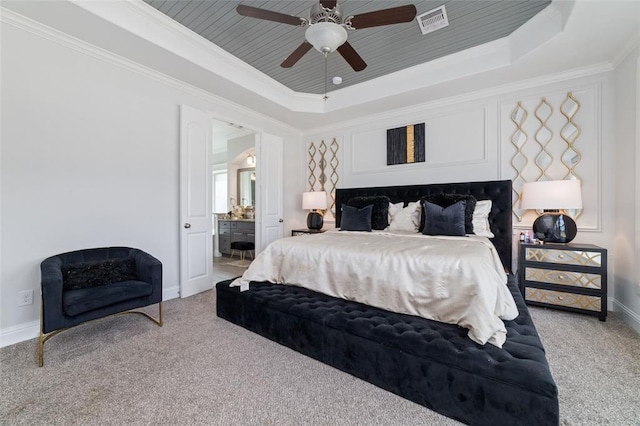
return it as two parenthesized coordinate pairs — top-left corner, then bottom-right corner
(417, 5), (449, 35)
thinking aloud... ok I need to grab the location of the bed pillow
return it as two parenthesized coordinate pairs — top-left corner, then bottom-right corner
(388, 201), (404, 222)
(472, 199), (495, 238)
(420, 194), (476, 234)
(387, 201), (421, 232)
(340, 204), (373, 232)
(422, 200), (466, 236)
(346, 196), (390, 230)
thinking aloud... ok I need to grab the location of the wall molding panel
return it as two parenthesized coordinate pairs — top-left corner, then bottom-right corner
(500, 82), (602, 232)
(306, 138), (340, 218)
(0, 7), (298, 135)
(345, 106), (492, 184)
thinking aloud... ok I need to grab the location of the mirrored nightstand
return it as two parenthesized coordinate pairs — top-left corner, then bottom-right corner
(518, 243), (607, 321)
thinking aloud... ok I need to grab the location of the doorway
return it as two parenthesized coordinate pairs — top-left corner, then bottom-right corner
(179, 105), (284, 298)
(211, 119), (255, 275)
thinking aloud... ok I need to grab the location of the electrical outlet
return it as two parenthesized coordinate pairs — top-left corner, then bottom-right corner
(18, 290), (34, 306)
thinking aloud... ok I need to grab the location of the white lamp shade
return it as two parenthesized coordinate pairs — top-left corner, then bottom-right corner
(302, 191), (327, 210)
(520, 180), (583, 210)
(305, 22), (348, 53)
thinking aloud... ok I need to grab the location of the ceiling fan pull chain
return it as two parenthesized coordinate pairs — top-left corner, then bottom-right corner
(324, 54), (329, 102)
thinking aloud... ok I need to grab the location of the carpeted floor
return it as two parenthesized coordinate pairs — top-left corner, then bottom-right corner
(1, 287), (639, 425)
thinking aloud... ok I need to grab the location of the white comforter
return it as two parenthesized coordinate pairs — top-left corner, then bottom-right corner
(231, 230), (518, 347)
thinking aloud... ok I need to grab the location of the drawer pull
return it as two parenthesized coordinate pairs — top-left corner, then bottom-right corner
(558, 275), (565, 281)
(557, 296), (564, 301)
(558, 254), (564, 259)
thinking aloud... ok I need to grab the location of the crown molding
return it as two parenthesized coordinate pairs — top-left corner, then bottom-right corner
(611, 32), (640, 69)
(303, 62), (612, 136)
(72, 0), (326, 113)
(64, 0), (568, 115)
(0, 6), (301, 135)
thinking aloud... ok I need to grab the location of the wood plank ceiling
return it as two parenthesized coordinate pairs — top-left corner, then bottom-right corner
(144, 0), (551, 94)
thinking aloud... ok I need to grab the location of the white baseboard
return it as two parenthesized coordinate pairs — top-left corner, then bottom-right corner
(0, 288), (180, 348)
(163, 285), (180, 300)
(612, 299), (640, 335)
(0, 320), (39, 348)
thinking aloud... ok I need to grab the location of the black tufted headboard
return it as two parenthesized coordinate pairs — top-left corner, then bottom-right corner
(335, 180), (513, 273)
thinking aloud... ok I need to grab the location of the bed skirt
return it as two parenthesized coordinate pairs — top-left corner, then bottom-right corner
(216, 275), (559, 425)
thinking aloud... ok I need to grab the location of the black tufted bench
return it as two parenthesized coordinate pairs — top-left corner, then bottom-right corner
(216, 275), (559, 425)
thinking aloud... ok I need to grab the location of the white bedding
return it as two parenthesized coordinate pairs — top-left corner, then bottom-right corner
(231, 230), (518, 347)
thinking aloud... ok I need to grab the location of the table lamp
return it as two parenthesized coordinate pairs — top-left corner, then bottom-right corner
(302, 191), (327, 230)
(520, 180), (582, 243)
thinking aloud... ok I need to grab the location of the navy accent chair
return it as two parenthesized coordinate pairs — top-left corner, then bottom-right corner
(39, 247), (163, 366)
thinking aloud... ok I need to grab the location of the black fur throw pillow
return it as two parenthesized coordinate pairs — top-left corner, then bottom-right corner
(420, 193), (477, 234)
(62, 257), (138, 290)
(346, 196), (390, 230)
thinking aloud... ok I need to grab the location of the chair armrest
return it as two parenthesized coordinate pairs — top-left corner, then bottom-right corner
(40, 256), (65, 333)
(134, 250), (162, 302)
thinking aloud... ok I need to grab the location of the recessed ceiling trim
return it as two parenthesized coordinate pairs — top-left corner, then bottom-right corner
(70, 0), (564, 115)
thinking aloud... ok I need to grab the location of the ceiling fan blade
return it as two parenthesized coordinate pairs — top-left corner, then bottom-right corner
(281, 42), (313, 68)
(236, 4), (305, 26)
(349, 4), (417, 29)
(337, 42), (367, 72)
(320, 0), (337, 9)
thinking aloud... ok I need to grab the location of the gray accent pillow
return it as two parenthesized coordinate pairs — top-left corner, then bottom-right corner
(341, 204), (373, 232)
(422, 200), (467, 236)
(346, 196), (390, 230)
(420, 193), (477, 234)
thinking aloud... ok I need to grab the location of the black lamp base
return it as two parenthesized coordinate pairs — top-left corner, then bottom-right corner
(533, 213), (577, 243)
(307, 211), (324, 230)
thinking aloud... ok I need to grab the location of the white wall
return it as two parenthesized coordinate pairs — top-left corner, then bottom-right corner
(304, 68), (639, 330)
(613, 46), (640, 333)
(0, 18), (303, 345)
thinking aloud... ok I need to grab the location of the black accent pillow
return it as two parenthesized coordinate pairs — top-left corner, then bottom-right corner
(422, 200), (467, 236)
(341, 204), (373, 232)
(62, 258), (138, 290)
(346, 196), (390, 230)
(420, 193), (477, 234)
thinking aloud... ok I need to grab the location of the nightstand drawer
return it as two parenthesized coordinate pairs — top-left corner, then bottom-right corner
(525, 288), (601, 312)
(524, 267), (601, 289)
(524, 247), (602, 267)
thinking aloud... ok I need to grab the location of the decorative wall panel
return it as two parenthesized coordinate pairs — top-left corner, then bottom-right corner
(307, 138), (340, 217)
(533, 97), (553, 181)
(510, 102), (529, 222)
(560, 92), (583, 220)
(504, 87), (597, 229)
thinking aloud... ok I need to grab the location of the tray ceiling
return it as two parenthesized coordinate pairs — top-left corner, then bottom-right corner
(143, 0), (551, 95)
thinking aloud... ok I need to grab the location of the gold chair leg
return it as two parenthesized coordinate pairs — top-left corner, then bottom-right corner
(38, 301), (163, 367)
(38, 329), (44, 368)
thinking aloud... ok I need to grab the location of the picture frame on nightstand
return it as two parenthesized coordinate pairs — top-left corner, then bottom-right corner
(518, 242), (607, 321)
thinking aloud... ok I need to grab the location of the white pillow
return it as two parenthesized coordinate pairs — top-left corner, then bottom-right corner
(388, 201), (404, 221)
(387, 201), (421, 232)
(472, 200), (494, 238)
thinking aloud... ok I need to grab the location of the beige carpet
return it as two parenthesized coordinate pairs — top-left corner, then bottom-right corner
(1, 288), (639, 425)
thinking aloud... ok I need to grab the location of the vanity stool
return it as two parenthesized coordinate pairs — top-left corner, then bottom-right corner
(230, 241), (254, 263)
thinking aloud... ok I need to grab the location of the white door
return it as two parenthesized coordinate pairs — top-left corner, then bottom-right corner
(179, 105), (213, 298)
(256, 132), (284, 252)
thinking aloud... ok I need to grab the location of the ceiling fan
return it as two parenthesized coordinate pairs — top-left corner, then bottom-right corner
(237, 1), (418, 72)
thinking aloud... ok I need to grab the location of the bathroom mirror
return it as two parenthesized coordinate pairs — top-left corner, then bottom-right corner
(237, 167), (256, 207)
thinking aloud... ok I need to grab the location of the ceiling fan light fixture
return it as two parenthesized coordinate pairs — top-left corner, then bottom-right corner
(305, 22), (347, 54)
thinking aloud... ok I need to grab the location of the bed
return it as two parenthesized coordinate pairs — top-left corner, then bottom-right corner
(216, 179), (559, 425)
